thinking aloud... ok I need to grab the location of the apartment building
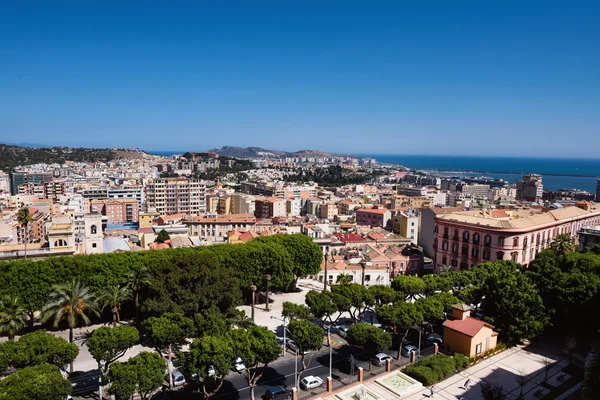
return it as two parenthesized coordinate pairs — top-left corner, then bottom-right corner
(433, 203), (600, 269)
(139, 211), (160, 228)
(255, 197), (287, 219)
(217, 196), (232, 214)
(10, 172), (53, 195)
(516, 174), (543, 201)
(356, 207), (392, 228)
(90, 199), (139, 226)
(18, 181), (65, 201)
(596, 179), (600, 202)
(458, 184), (490, 199)
(230, 193), (256, 215)
(185, 214), (256, 242)
(144, 178), (206, 216)
(392, 210), (419, 244)
(320, 204), (338, 220)
(337, 200), (359, 215)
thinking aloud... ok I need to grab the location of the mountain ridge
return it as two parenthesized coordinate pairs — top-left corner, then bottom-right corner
(207, 146), (358, 158)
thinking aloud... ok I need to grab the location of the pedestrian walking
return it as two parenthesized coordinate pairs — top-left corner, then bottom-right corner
(429, 385), (435, 397)
(464, 379), (471, 389)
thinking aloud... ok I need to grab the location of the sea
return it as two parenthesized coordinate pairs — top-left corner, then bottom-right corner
(362, 155), (600, 193)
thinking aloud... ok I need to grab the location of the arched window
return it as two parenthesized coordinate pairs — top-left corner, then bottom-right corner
(523, 237), (528, 247)
(484, 235), (492, 245)
(53, 239), (66, 247)
(473, 233), (480, 244)
(442, 241), (448, 251)
(453, 229), (459, 239)
(513, 237), (519, 247)
(496, 251), (505, 260)
(463, 231), (470, 242)
(91, 225), (97, 234)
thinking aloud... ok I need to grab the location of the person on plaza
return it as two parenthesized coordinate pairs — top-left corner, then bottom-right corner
(429, 385), (435, 397)
(464, 379), (471, 389)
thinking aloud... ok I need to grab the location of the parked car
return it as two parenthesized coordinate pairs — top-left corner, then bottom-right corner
(234, 357), (246, 371)
(170, 370), (186, 387)
(371, 352), (393, 367)
(336, 325), (349, 338)
(264, 386), (292, 400)
(426, 333), (443, 346)
(208, 366), (215, 378)
(401, 345), (419, 358)
(300, 375), (324, 390)
(286, 340), (310, 355)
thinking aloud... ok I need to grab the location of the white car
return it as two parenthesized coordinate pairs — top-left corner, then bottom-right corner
(286, 340), (310, 355)
(300, 375), (324, 390)
(234, 357), (246, 371)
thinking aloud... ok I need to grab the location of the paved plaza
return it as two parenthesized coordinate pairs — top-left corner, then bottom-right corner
(401, 345), (571, 400)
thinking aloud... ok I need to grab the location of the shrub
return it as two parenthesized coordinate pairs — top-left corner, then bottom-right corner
(453, 353), (469, 370)
(403, 354), (456, 385)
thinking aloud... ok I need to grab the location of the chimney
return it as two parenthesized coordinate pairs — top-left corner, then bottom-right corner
(451, 304), (472, 321)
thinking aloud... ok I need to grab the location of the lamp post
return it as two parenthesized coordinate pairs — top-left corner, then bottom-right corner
(264, 274), (272, 312)
(360, 260), (366, 286)
(323, 252), (329, 291)
(271, 316), (287, 358)
(327, 324), (332, 380)
(250, 285), (257, 322)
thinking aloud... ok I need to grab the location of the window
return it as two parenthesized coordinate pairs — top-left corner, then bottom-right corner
(92, 243), (97, 248)
(365, 274), (371, 281)
(473, 233), (480, 244)
(484, 235), (491, 245)
(441, 256), (447, 265)
(463, 231), (470, 241)
(91, 225), (97, 234)
(513, 237), (519, 247)
(476, 343), (482, 355)
(498, 237), (505, 246)
(411, 222), (415, 226)
(442, 241), (448, 251)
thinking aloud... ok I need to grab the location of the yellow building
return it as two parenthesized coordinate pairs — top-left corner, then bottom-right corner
(442, 304), (498, 357)
(139, 211), (160, 229)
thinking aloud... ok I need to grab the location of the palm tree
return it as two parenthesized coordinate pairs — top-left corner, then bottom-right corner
(42, 279), (100, 373)
(550, 234), (576, 255)
(0, 295), (26, 340)
(125, 265), (151, 324)
(16, 206), (33, 259)
(97, 285), (132, 325)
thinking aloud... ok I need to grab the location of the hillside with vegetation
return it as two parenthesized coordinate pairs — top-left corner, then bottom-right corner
(0, 143), (146, 171)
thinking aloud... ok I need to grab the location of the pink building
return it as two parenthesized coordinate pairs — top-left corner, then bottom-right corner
(433, 204), (600, 269)
(356, 207), (392, 228)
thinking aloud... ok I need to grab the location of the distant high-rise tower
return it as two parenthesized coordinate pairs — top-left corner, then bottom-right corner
(516, 174), (543, 201)
(596, 179), (600, 202)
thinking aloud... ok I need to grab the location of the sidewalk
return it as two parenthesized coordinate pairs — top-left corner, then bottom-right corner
(401, 345), (570, 400)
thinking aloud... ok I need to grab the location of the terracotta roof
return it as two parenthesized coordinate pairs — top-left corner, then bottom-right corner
(333, 233), (366, 243)
(160, 213), (186, 221)
(356, 208), (389, 215)
(443, 317), (495, 338)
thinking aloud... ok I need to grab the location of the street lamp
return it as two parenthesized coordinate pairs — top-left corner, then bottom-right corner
(271, 316), (287, 358)
(323, 252), (329, 291)
(264, 274), (272, 312)
(250, 285), (257, 322)
(327, 324), (333, 380)
(360, 260), (366, 286)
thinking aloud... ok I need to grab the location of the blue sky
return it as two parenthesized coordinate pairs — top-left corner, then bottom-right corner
(1, 1), (599, 156)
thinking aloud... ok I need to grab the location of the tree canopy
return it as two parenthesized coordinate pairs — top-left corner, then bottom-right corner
(88, 325), (140, 373)
(0, 363), (72, 400)
(108, 352), (165, 400)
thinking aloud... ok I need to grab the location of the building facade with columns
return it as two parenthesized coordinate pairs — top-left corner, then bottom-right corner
(433, 203), (600, 269)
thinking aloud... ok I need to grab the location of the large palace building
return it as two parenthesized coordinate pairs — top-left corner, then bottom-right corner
(433, 201), (600, 269)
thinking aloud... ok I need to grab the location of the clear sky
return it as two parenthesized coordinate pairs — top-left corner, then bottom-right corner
(1, 1), (599, 157)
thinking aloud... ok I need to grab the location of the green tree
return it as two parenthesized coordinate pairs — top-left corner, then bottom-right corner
(376, 302), (422, 359)
(336, 273), (353, 284)
(482, 261), (550, 345)
(0, 295), (26, 340)
(88, 325), (139, 373)
(125, 264), (152, 325)
(422, 274), (451, 297)
(182, 335), (235, 398)
(41, 279), (100, 373)
(305, 290), (341, 325)
(109, 352), (165, 400)
(346, 323), (392, 354)
(155, 229), (170, 244)
(331, 283), (373, 322)
(288, 319), (323, 388)
(282, 301), (311, 320)
(14, 330), (79, 369)
(415, 297), (444, 336)
(142, 312), (194, 388)
(391, 275), (426, 301)
(230, 325), (281, 400)
(550, 234), (576, 255)
(0, 363), (72, 400)
(16, 206), (33, 260)
(97, 285), (132, 325)
(368, 285), (397, 307)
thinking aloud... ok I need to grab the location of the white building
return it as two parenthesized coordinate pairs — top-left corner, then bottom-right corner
(314, 261), (391, 287)
(83, 213), (104, 254)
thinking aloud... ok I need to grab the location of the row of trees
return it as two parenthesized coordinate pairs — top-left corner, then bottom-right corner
(0, 234), (322, 337)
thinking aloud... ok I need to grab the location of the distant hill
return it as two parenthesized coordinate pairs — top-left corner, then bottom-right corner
(0, 143), (147, 171)
(208, 146), (356, 159)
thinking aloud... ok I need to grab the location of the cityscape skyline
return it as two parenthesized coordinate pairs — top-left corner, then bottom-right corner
(2, 2), (599, 157)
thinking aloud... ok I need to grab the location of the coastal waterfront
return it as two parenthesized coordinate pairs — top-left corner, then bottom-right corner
(363, 154), (600, 193)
